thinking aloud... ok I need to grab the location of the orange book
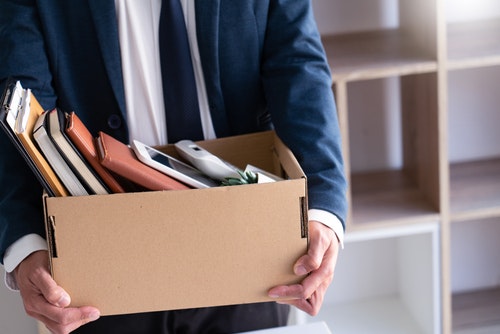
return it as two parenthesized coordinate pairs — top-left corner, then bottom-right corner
(16, 92), (69, 196)
(96, 131), (190, 191)
(65, 112), (125, 193)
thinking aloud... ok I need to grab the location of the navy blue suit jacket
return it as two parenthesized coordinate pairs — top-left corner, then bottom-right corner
(0, 0), (347, 259)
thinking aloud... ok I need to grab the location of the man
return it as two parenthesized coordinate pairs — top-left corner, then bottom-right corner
(0, 0), (347, 333)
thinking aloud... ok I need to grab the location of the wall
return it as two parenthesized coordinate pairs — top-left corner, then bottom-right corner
(0, 280), (37, 334)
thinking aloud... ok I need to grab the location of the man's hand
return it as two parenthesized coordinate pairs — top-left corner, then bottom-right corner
(14, 250), (101, 334)
(268, 220), (340, 316)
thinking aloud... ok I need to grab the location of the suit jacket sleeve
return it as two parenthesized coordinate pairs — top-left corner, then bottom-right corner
(261, 0), (348, 227)
(0, 0), (56, 261)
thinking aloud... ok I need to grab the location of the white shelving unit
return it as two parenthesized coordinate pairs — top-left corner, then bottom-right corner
(446, 2), (500, 333)
(298, 224), (441, 334)
(306, 0), (500, 333)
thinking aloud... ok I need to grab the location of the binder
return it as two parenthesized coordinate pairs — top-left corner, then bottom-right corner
(0, 80), (66, 196)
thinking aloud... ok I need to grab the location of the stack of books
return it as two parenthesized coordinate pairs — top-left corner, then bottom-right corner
(0, 80), (191, 197)
(1, 80), (282, 197)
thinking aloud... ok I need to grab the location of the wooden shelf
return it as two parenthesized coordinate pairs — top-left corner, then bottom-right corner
(452, 287), (500, 332)
(321, 29), (438, 82)
(449, 158), (500, 222)
(447, 19), (500, 70)
(349, 170), (439, 229)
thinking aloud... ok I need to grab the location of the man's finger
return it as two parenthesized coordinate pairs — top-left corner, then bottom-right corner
(15, 251), (71, 309)
(35, 306), (100, 334)
(31, 269), (71, 308)
(293, 221), (335, 275)
(276, 279), (331, 316)
(268, 258), (334, 301)
(14, 251), (101, 333)
(273, 242), (337, 299)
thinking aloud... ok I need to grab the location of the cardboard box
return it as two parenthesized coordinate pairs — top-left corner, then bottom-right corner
(43, 131), (308, 315)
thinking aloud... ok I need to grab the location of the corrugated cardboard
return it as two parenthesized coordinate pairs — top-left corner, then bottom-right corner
(43, 131), (308, 316)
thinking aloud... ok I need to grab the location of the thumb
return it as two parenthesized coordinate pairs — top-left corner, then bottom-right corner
(17, 250), (71, 308)
(293, 221), (334, 275)
(34, 271), (71, 308)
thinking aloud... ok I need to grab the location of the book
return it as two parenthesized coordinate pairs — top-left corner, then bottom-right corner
(65, 112), (125, 193)
(15, 90), (69, 197)
(0, 80), (66, 196)
(47, 108), (110, 195)
(96, 131), (190, 191)
(33, 109), (89, 196)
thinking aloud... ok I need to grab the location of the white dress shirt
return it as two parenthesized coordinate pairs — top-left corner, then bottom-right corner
(3, 0), (344, 290)
(116, 0), (216, 146)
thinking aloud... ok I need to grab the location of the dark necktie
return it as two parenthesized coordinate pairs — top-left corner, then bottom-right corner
(159, 0), (204, 143)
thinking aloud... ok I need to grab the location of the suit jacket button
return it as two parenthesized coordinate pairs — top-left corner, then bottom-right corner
(107, 114), (122, 129)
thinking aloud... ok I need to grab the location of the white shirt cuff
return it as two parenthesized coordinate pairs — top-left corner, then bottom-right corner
(3, 234), (47, 291)
(308, 209), (345, 249)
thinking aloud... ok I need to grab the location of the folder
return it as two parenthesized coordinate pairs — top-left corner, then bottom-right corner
(0, 80), (67, 196)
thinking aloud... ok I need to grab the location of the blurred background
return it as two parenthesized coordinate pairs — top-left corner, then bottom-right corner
(2, 1), (500, 333)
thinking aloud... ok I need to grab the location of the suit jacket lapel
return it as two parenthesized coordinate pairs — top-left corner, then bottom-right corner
(88, 0), (127, 120)
(195, 0), (229, 137)
(88, 0), (227, 137)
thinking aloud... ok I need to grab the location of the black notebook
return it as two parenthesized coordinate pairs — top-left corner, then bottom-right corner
(33, 109), (89, 196)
